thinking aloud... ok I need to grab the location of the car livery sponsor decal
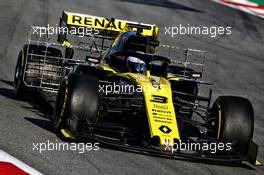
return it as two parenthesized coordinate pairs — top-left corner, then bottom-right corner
(62, 11), (159, 38)
(213, 0), (264, 18)
(159, 125), (172, 134)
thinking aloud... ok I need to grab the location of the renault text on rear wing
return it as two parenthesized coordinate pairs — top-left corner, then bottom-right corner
(58, 11), (159, 43)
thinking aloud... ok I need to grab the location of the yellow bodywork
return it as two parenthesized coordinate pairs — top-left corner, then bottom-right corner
(101, 66), (180, 147)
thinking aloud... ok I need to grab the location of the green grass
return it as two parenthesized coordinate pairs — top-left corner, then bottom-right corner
(249, 0), (264, 6)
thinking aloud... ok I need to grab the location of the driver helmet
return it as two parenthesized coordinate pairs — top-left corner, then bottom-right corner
(126, 56), (147, 73)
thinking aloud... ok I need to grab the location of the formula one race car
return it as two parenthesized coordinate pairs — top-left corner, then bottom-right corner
(14, 11), (260, 166)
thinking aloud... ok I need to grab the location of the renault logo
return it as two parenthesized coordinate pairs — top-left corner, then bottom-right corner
(159, 125), (172, 134)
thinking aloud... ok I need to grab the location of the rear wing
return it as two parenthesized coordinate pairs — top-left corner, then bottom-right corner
(58, 11), (159, 43)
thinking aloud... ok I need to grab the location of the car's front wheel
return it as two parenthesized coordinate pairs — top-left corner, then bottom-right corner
(54, 73), (100, 139)
(212, 96), (254, 155)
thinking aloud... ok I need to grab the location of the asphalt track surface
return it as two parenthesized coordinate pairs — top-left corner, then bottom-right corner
(0, 0), (264, 174)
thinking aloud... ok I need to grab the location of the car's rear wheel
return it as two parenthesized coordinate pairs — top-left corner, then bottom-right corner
(14, 50), (27, 99)
(14, 44), (63, 99)
(212, 96), (254, 155)
(14, 47), (38, 99)
(54, 73), (100, 138)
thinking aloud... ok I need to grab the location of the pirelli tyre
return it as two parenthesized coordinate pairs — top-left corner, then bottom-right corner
(14, 48), (29, 99)
(14, 44), (63, 99)
(212, 96), (254, 155)
(54, 73), (100, 138)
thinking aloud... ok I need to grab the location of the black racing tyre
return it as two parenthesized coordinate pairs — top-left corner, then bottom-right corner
(212, 96), (254, 154)
(14, 44), (63, 99)
(24, 44), (63, 88)
(54, 73), (100, 137)
(14, 50), (28, 99)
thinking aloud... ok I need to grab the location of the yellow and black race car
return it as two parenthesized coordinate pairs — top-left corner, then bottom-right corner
(14, 11), (260, 166)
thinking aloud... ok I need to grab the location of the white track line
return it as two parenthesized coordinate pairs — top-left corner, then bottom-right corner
(0, 150), (43, 175)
